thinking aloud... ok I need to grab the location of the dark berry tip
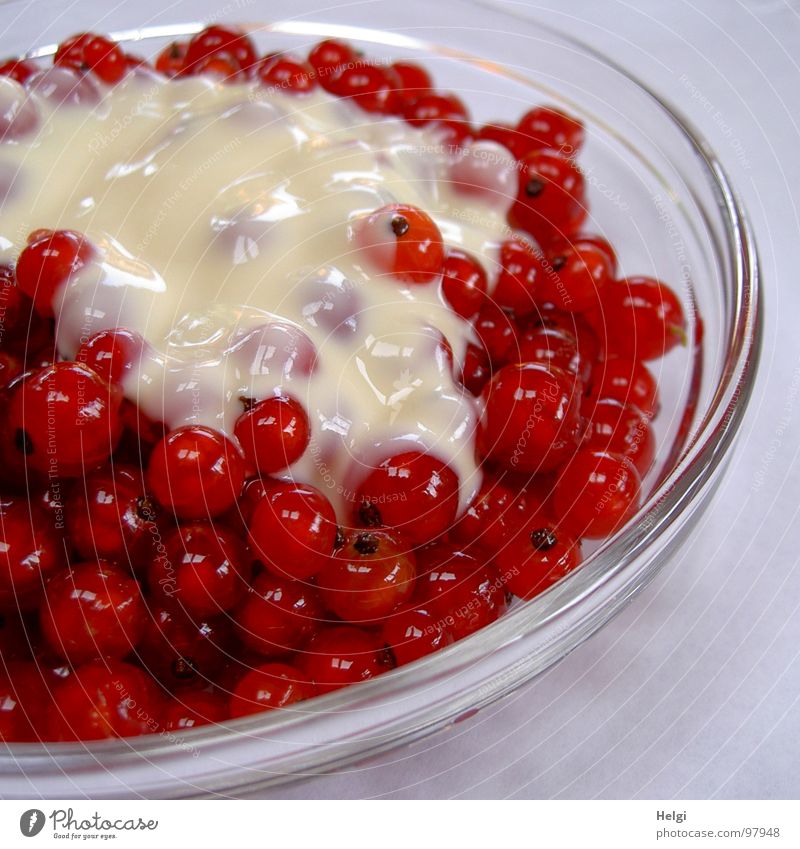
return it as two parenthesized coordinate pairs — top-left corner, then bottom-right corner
(358, 500), (382, 528)
(551, 255), (566, 271)
(13, 428), (33, 455)
(525, 177), (545, 198)
(390, 215), (410, 237)
(530, 527), (558, 551)
(354, 531), (380, 555)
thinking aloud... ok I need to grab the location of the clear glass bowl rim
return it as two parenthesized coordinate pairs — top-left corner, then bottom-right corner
(0, 7), (761, 786)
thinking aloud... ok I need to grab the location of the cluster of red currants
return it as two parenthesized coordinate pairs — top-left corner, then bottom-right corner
(0, 28), (687, 743)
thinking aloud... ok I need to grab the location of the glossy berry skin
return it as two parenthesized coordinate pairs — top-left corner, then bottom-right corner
(233, 395), (310, 474)
(319, 529), (416, 623)
(354, 451), (459, 546)
(390, 61), (431, 109)
(540, 242), (612, 314)
(0, 59), (38, 84)
(182, 25), (257, 77)
(493, 237), (542, 317)
(147, 425), (245, 519)
(548, 232), (618, 277)
(355, 203), (444, 284)
(76, 327), (143, 387)
(15, 229), (93, 317)
(553, 449), (642, 539)
(229, 662), (314, 718)
(40, 561), (145, 663)
(334, 63), (398, 113)
(402, 92), (468, 127)
(66, 466), (152, 561)
(459, 342), (492, 396)
(534, 305), (601, 373)
(248, 482), (337, 580)
(0, 661), (52, 741)
(584, 399), (655, 475)
(137, 606), (233, 690)
(480, 363), (581, 473)
(597, 277), (686, 361)
(155, 41), (187, 76)
(257, 55), (316, 93)
(148, 522), (251, 617)
(474, 302), (516, 363)
(517, 325), (591, 387)
(54, 33), (126, 84)
(9, 361), (122, 477)
(475, 122), (529, 159)
(382, 605), (453, 666)
(47, 659), (159, 741)
(299, 626), (387, 694)
(511, 150), (586, 242)
(163, 690), (228, 731)
(0, 498), (64, 611)
(308, 39), (357, 91)
(414, 543), (506, 642)
(516, 105), (585, 155)
(234, 572), (323, 657)
(586, 357), (659, 416)
(494, 525), (582, 601)
(441, 248), (487, 319)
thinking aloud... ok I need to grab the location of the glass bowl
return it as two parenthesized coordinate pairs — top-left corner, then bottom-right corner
(0, 0), (760, 798)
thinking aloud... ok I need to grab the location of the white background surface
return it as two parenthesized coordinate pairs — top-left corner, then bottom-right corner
(254, 0), (800, 799)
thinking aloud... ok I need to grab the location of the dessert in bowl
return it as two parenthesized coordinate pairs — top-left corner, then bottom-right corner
(0, 12), (758, 797)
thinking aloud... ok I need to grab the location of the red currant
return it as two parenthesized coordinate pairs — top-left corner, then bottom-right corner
(583, 398), (655, 475)
(155, 41), (187, 76)
(163, 690), (227, 730)
(334, 62), (398, 113)
(539, 242), (612, 313)
(382, 605), (453, 666)
(475, 122), (529, 158)
(0, 58), (38, 84)
(390, 61), (432, 109)
(553, 449), (641, 539)
(182, 25), (257, 77)
(15, 229), (93, 317)
(480, 363), (581, 473)
(233, 395), (310, 474)
(54, 33), (126, 84)
(248, 482), (337, 580)
(229, 662), (315, 718)
(0, 661), (51, 741)
(40, 561), (145, 663)
(308, 39), (357, 91)
(257, 54), (316, 93)
(147, 425), (245, 519)
(76, 327), (143, 387)
(299, 626), (387, 694)
(355, 203), (444, 284)
(517, 325), (590, 387)
(440, 248), (487, 319)
(9, 361), (122, 477)
(234, 572), (323, 657)
(516, 105), (584, 155)
(354, 450), (459, 546)
(318, 529), (416, 623)
(474, 302), (517, 363)
(548, 232), (618, 277)
(493, 237), (542, 317)
(148, 522), (251, 617)
(459, 342), (492, 396)
(586, 356), (659, 416)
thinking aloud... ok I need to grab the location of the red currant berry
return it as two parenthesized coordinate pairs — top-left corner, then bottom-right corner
(163, 690), (228, 730)
(229, 662), (314, 718)
(40, 561), (145, 663)
(548, 232), (618, 277)
(493, 237), (542, 317)
(234, 572), (323, 657)
(155, 41), (188, 76)
(355, 451), (459, 546)
(517, 325), (590, 387)
(390, 61), (431, 109)
(9, 361), (122, 477)
(355, 203), (444, 284)
(15, 229), (93, 317)
(516, 105), (584, 156)
(597, 277), (686, 361)
(256, 55), (316, 93)
(0, 661), (52, 741)
(319, 529), (416, 623)
(233, 395), (310, 474)
(308, 39), (357, 91)
(586, 356), (659, 416)
(334, 62), (398, 113)
(480, 363), (581, 473)
(382, 605), (453, 666)
(148, 425), (245, 519)
(534, 305), (601, 371)
(474, 302), (517, 363)
(403, 92), (468, 125)
(148, 522), (251, 617)
(414, 543), (506, 641)
(553, 449), (641, 539)
(495, 524), (582, 601)
(0, 58), (38, 84)
(299, 626), (387, 694)
(66, 466), (153, 561)
(47, 659), (159, 741)
(248, 482), (337, 581)
(0, 498), (65, 611)
(0, 351), (22, 389)
(475, 123), (529, 158)
(137, 606), (233, 689)
(459, 342), (492, 396)
(182, 25), (257, 77)
(583, 399), (655, 475)
(441, 248), (487, 319)
(540, 242), (612, 313)
(76, 327), (143, 387)
(234, 476), (274, 528)
(54, 33), (126, 84)
(511, 149), (586, 242)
